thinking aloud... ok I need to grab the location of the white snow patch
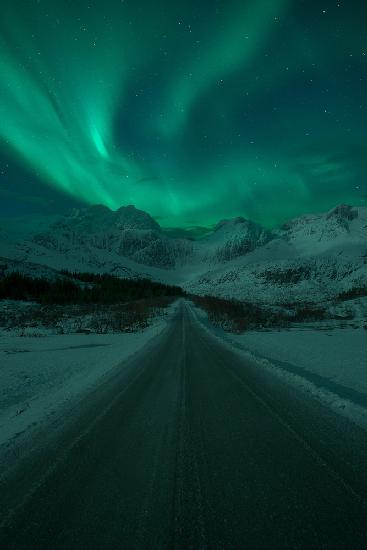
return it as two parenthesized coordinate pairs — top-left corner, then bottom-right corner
(230, 327), (367, 394)
(0, 302), (179, 455)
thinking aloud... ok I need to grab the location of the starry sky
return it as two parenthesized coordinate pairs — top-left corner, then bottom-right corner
(0, 0), (366, 231)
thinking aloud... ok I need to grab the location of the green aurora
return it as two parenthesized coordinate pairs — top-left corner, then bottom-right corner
(0, 0), (366, 229)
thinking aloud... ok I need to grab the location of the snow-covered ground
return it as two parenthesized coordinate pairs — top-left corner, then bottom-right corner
(1, 293), (366, 474)
(230, 327), (367, 396)
(190, 303), (367, 428)
(0, 302), (178, 463)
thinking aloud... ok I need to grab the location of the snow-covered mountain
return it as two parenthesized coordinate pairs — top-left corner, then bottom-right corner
(0, 203), (366, 308)
(0, 205), (192, 277)
(198, 217), (273, 263)
(31, 204), (192, 269)
(185, 204), (367, 309)
(277, 204), (365, 256)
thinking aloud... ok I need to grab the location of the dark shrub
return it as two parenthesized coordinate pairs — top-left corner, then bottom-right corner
(190, 294), (289, 333)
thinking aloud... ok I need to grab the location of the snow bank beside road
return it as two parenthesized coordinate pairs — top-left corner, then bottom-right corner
(190, 301), (367, 428)
(231, 328), (367, 395)
(229, 327), (367, 429)
(0, 302), (178, 458)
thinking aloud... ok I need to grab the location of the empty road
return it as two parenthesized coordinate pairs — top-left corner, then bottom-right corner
(1, 301), (367, 549)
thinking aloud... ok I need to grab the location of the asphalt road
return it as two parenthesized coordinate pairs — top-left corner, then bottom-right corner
(1, 300), (367, 549)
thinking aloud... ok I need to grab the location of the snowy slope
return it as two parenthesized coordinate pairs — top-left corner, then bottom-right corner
(277, 204), (367, 256)
(196, 217), (272, 263)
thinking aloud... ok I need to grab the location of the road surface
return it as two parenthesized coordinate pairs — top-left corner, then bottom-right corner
(1, 301), (367, 549)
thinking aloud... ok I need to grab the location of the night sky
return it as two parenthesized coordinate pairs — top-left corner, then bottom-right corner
(0, 0), (366, 230)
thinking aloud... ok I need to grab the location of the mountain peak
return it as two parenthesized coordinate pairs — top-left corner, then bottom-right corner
(214, 217), (250, 232)
(115, 204), (161, 231)
(116, 204), (136, 212)
(55, 204), (161, 233)
(88, 204), (110, 212)
(326, 204), (358, 221)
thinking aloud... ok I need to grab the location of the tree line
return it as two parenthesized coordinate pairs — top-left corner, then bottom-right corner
(0, 271), (185, 305)
(189, 294), (289, 332)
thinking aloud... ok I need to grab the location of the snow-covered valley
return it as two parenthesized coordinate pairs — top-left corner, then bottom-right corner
(1, 203), (366, 311)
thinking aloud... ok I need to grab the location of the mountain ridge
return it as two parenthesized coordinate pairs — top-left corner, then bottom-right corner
(0, 203), (366, 312)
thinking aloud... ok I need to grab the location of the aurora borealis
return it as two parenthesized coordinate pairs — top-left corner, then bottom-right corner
(0, 0), (366, 230)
